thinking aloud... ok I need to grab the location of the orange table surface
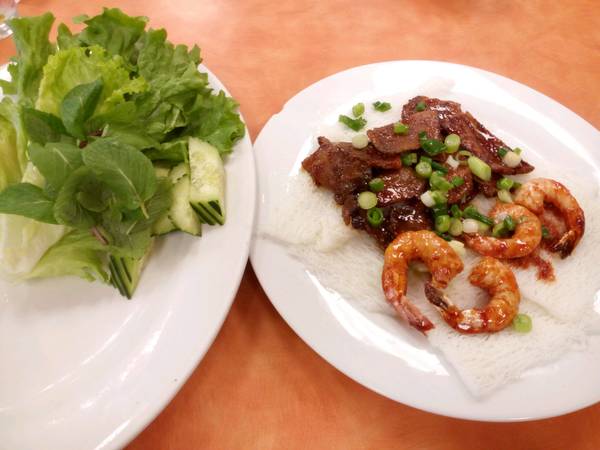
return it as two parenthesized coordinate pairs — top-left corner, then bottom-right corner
(3, 1), (600, 449)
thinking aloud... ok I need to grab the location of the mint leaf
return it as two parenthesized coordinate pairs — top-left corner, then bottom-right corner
(22, 108), (67, 144)
(82, 137), (157, 212)
(53, 166), (97, 228)
(129, 178), (172, 233)
(0, 183), (57, 223)
(60, 78), (104, 139)
(28, 142), (83, 196)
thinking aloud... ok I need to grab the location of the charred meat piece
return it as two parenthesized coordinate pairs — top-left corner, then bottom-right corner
(342, 195), (432, 248)
(302, 137), (402, 204)
(445, 165), (475, 204)
(403, 96), (534, 175)
(367, 110), (441, 154)
(475, 175), (499, 198)
(377, 167), (428, 206)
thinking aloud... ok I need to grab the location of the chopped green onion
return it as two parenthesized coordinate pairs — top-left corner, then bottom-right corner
(513, 147), (522, 155)
(401, 152), (418, 166)
(373, 101), (392, 112)
(496, 177), (514, 191)
(358, 191), (378, 209)
(498, 146), (509, 158)
(467, 156), (492, 181)
(463, 205), (494, 226)
(513, 181), (522, 190)
(456, 150), (472, 165)
(444, 134), (461, 153)
(449, 218), (463, 236)
(393, 122), (409, 135)
(339, 114), (366, 131)
(450, 204), (462, 218)
(431, 204), (448, 218)
(419, 131), (447, 155)
(542, 225), (550, 239)
(435, 231), (453, 241)
(478, 221), (490, 233)
(430, 190), (448, 205)
(497, 189), (513, 203)
(352, 133), (369, 149)
(367, 207), (384, 227)
(504, 215), (515, 231)
(435, 215), (451, 233)
(502, 151), (522, 168)
(420, 156), (432, 165)
(451, 176), (465, 187)
(512, 313), (532, 333)
(415, 101), (427, 111)
(368, 177), (385, 192)
(447, 155), (459, 169)
(352, 102), (365, 117)
(430, 171), (454, 191)
(492, 222), (509, 238)
(431, 161), (448, 174)
(420, 191), (435, 207)
(415, 161), (432, 178)
(462, 218), (480, 234)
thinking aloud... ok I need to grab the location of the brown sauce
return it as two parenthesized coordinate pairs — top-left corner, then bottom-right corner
(507, 250), (555, 282)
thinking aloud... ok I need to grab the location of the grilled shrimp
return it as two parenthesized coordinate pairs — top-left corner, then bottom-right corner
(382, 230), (464, 333)
(464, 203), (542, 258)
(425, 257), (520, 333)
(514, 178), (585, 258)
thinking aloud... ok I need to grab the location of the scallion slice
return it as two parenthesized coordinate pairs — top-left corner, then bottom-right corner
(401, 152), (417, 166)
(444, 133), (461, 153)
(373, 101), (392, 112)
(339, 114), (366, 131)
(352, 102), (365, 117)
(393, 122), (409, 135)
(467, 156), (492, 181)
(435, 215), (451, 233)
(512, 313), (532, 333)
(451, 176), (465, 187)
(367, 207), (384, 227)
(497, 189), (513, 203)
(415, 161), (432, 178)
(415, 101), (427, 111)
(358, 191), (378, 209)
(463, 205), (494, 226)
(368, 177), (385, 192)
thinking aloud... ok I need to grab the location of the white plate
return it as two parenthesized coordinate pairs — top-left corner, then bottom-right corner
(250, 60), (600, 421)
(0, 66), (255, 449)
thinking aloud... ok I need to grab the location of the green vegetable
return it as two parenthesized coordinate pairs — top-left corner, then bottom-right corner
(456, 150), (472, 164)
(60, 78), (104, 139)
(498, 147), (509, 158)
(451, 176), (464, 187)
(463, 205), (494, 226)
(393, 122), (409, 135)
(358, 191), (378, 210)
(352, 102), (365, 117)
(28, 142), (83, 196)
(450, 204), (462, 218)
(372, 101), (391, 112)
(0, 114), (21, 190)
(431, 204), (448, 218)
(542, 225), (550, 239)
(513, 147), (522, 155)
(339, 114), (366, 131)
(444, 134), (460, 153)
(467, 156), (492, 181)
(188, 138), (226, 225)
(367, 207), (383, 227)
(415, 101), (427, 111)
(497, 189), (513, 203)
(492, 222), (508, 238)
(430, 171), (453, 191)
(368, 177), (385, 193)
(430, 190), (447, 205)
(512, 313), (532, 333)
(0, 183), (57, 223)
(504, 215), (515, 231)
(401, 152), (417, 166)
(419, 131), (447, 155)
(430, 161), (448, 174)
(449, 218), (463, 236)
(415, 161), (432, 178)
(435, 215), (451, 233)
(496, 177), (514, 191)
(22, 108), (67, 144)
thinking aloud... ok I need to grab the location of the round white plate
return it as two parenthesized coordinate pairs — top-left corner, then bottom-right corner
(250, 60), (600, 421)
(0, 66), (255, 450)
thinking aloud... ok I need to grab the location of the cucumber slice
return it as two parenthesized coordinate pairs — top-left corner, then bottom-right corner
(169, 162), (188, 183)
(188, 138), (225, 225)
(169, 174), (202, 236)
(154, 164), (171, 179)
(110, 240), (154, 299)
(152, 213), (176, 236)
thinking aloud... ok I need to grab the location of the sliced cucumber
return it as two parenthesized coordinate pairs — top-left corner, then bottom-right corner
(154, 163), (171, 179)
(169, 173), (202, 236)
(169, 162), (188, 183)
(152, 213), (176, 235)
(188, 138), (225, 225)
(110, 239), (154, 299)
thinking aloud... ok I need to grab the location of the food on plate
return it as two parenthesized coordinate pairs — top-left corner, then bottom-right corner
(382, 230), (463, 332)
(425, 256), (520, 333)
(303, 95), (586, 334)
(0, 9), (245, 297)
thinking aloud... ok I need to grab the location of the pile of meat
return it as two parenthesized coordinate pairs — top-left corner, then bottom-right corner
(302, 96), (534, 248)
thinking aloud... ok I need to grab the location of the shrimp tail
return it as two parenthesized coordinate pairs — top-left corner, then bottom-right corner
(391, 295), (435, 334)
(424, 281), (452, 311)
(553, 230), (577, 258)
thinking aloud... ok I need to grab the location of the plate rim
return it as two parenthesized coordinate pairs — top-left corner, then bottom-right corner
(250, 59), (600, 422)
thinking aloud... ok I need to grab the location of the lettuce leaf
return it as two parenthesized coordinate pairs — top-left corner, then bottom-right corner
(0, 114), (21, 190)
(25, 229), (109, 282)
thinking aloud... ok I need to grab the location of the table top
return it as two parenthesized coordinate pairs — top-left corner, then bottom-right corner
(3, 1), (600, 449)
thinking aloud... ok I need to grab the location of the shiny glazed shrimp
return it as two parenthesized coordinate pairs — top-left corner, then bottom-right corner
(382, 230), (464, 333)
(463, 203), (542, 258)
(425, 257), (520, 334)
(514, 178), (585, 258)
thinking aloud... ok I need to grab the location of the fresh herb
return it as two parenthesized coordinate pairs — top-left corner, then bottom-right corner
(372, 101), (391, 112)
(339, 114), (367, 131)
(418, 131), (447, 155)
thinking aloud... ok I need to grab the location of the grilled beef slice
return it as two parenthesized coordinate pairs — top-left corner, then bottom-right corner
(367, 110), (441, 154)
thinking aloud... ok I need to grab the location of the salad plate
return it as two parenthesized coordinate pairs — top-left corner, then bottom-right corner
(251, 60), (600, 421)
(0, 61), (255, 450)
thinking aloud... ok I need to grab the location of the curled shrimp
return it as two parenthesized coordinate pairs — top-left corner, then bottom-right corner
(425, 257), (520, 333)
(463, 203), (542, 258)
(514, 178), (585, 258)
(382, 230), (464, 333)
